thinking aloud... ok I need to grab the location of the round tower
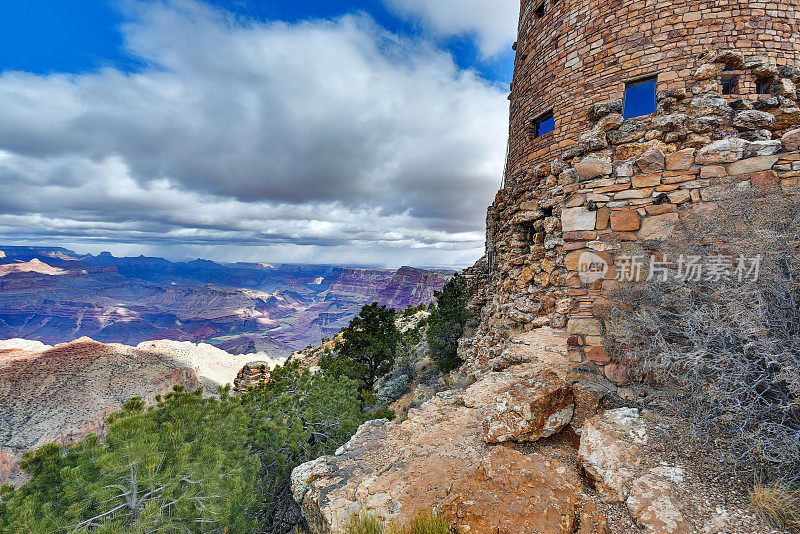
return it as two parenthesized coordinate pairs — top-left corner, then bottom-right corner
(505, 0), (800, 184)
(463, 0), (800, 374)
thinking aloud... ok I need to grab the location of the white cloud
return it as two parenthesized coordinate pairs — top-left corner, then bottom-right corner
(385, 0), (519, 57)
(0, 0), (509, 267)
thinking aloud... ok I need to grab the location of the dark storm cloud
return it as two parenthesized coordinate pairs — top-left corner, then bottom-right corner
(0, 0), (508, 266)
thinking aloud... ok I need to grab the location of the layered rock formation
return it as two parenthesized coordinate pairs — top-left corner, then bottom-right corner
(233, 361), (272, 393)
(0, 337), (277, 485)
(0, 247), (451, 356)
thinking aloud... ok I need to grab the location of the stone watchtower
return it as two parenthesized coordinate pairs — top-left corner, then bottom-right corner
(464, 0), (800, 381)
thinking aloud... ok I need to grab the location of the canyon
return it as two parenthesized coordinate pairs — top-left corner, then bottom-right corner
(0, 246), (451, 357)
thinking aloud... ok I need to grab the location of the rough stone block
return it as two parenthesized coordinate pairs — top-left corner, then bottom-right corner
(610, 209), (641, 231)
(749, 171), (780, 192)
(665, 148), (696, 170)
(568, 317), (603, 336)
(639, 213), (679, 240)
(561, 207), (597, 232)
(575, 156), (613, 181)
(636, 149), (666, 173)
(783, 128), (800, 152)
(695, 138), (748, 164)
(632, 174), (662, 188)
(727, 155), (779, 175)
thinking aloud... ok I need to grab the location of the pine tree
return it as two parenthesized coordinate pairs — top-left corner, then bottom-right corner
(426, 274), (472, 372)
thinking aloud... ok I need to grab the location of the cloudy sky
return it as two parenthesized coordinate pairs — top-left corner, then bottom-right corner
(0, 0), (517, 267)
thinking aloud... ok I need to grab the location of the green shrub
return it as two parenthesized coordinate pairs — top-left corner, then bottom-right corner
(0, 362), (370, 534)
(426, 274), (472, 372)
(0, 386), (258, 533)
(241, 361), (369, 533)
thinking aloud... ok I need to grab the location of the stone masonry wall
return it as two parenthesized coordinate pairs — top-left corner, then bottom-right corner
(463, 49), (800, 387)
(506, 0), (799, 183)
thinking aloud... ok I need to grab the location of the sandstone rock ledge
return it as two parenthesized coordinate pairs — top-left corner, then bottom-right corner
(291, 361), (609, 534)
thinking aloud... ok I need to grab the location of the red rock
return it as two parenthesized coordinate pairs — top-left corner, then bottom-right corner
(749, 171), (780, 192)
(587, 347), (611, 363)
(611, 209), (641, 231)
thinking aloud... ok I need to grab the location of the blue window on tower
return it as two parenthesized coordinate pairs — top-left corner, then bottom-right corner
(623, 76), (657, 118)
(533, 110), (555, 138)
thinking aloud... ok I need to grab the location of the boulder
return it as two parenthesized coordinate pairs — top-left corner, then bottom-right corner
(482, 370), (575, 443)
(292, 363), (610, 533)
(694, 138), (748, 164)
(578, 408), (648, 502)
(627, 473), (691, 534)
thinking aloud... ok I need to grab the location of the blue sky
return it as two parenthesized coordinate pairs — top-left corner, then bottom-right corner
(0, 0), (514, 82)
(0, 0), (517, 267)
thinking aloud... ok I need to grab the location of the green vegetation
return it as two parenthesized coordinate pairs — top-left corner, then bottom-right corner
(0, 296), (441, 533)
(241, 361), (368, 532)
(426, 274), (472, 372)
(0, 363), (369, 534)
(319, 302), (401, 390)
(347, 509), (454, 534)
(0, 386), (257, 533)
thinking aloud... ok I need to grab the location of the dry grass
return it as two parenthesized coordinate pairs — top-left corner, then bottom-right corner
(750, 482), (800, 532)
(347, 510), (456, 534)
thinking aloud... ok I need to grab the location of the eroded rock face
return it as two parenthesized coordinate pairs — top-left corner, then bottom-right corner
(292, 361), (608, 534)
(578, 408), (648, 502)
(233, 361), (271, 393)
(481, 370), (574, 443)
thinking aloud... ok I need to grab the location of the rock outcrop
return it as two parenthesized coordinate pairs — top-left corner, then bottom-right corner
(481, 370), (574, 443)
(233, 361), (272, 393)
(291, 329), (610, 533)
(292, 384), (607, 534)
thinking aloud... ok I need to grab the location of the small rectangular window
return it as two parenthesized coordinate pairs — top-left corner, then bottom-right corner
(721, 77), (738, 95)
(533, 111), (555, 138)
(756, 80), (768, 94)
(534, 1), (545, 18)
(623, 76), (657, 118)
